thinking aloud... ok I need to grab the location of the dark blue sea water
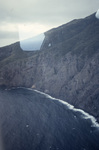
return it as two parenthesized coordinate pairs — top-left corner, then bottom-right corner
(0, 87), (99, 150)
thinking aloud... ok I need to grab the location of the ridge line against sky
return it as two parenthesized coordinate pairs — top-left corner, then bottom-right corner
(0, 0), (99, 47)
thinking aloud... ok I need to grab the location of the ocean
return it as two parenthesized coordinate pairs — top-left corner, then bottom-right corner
(0, 87), (99, 150)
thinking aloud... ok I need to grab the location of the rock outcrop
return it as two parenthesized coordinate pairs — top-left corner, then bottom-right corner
(0, 13), (99, 121)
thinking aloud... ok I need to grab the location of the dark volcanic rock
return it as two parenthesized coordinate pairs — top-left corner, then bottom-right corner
(0, 88), (99, 150)
(0, 13), (99, 121)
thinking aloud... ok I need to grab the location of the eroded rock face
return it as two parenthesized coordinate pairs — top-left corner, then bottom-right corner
(35, 50), (99, 122)
(0, 13), (99, 121)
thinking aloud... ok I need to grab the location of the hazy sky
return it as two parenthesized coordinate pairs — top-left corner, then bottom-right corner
(0, 0), (99, 47)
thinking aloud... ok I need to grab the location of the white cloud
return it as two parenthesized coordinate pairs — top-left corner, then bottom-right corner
(0, 0), (99, 47)
(0, 0), (99, 25)
(95, 9), (99, 19)
(0, 23), (19, 47)
(18, 23), (53, 41)
(0, 22), (53, 47)
(20, 33), (45, 51)
(0, 23), (18, 32)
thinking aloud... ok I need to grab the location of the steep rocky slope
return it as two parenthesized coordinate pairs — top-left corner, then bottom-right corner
(0, 13), (99, 121)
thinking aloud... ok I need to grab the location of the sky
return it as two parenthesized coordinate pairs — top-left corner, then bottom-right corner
(0, 0), (99, 47)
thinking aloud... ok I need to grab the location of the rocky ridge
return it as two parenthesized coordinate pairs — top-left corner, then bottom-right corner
(0, 13), (99, 121)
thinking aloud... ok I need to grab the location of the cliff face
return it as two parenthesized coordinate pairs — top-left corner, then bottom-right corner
(0, 13), (99, 121)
